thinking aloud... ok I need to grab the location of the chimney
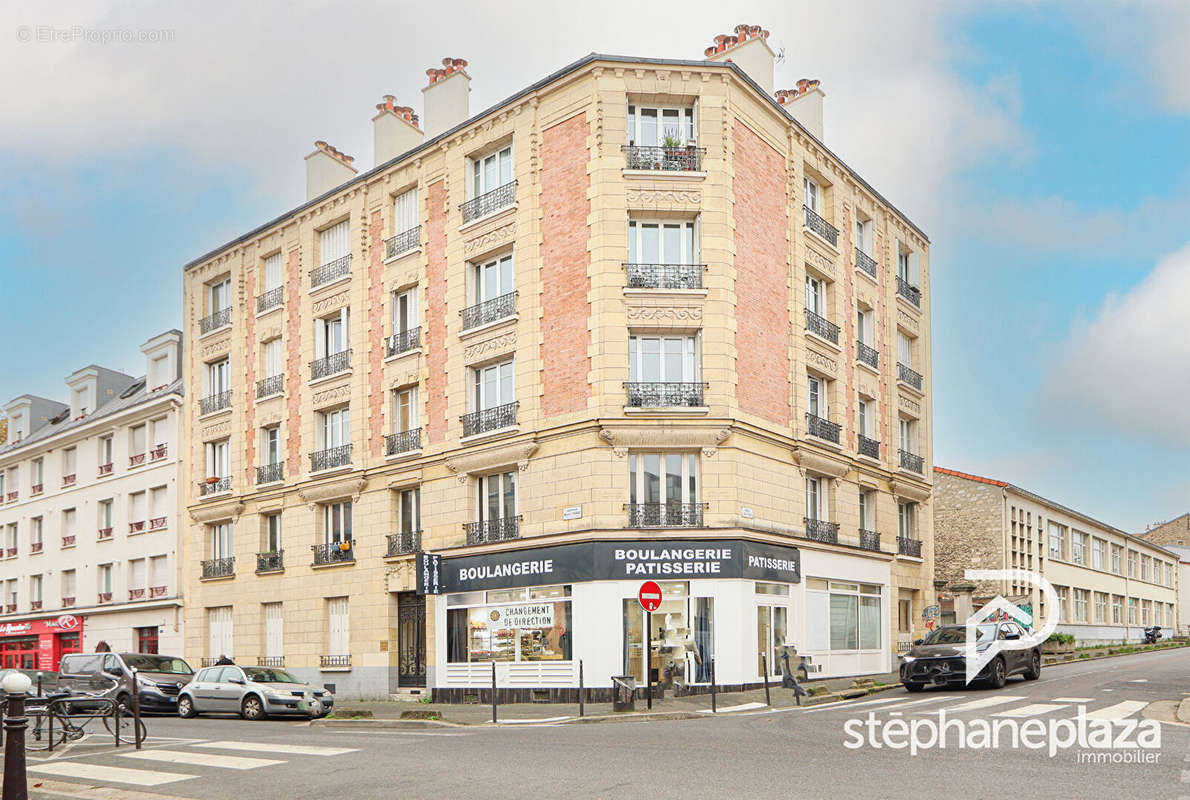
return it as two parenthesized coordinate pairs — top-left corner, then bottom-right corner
(703, 23), (775, 94)
(305, 140), (358, 201)
(776, 79), (826, 141)
(373, 95), (423, 166)
(422, 57), (470, 139)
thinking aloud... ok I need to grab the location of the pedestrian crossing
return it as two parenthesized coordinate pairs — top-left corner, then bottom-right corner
(810, 691), (1156, 724)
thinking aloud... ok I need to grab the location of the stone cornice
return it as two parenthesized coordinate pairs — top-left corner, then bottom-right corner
(188, 499), (245, 523)
(445, 440), (539, 482)
(790, 444), (849, 479)
(599, 424), (731, 458)
(891, 477), (932, 503)
(298, 476), (367, 508)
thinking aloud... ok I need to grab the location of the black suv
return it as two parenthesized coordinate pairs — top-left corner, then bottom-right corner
(899, 622), (1041, 691)
(57, 653), (194, 712)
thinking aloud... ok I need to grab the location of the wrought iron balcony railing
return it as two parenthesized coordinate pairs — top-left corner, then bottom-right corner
(61, 535), (75, 547)
(62, 474), (76, 487)
(256, 286), (283, 313)
(31, 484), (42, 496)
(803, 205), (839, 247)
(898, 535), (923, 557)
(149, 516), (166, 530)
(624, 382), (705, 408)
(256, 374), (283, 398)
(461, 401), (518, 438)
(257, 656), (285, 667)
(897, 362), (923, 391)
(201, 557), (234, 579)
(803, 518), (840, 544)
(855, 248), (878, 278)
(150, 444), (168, 460)
(256, 550), (284, 573)
(310, 349), (351, 380)
(200, 390), (232, 415)
(257, 462), (283, 485)
(624, 263), (704, 290)
(859, 529), (881, 551)
(310, 254), (351, 288)
(622, 145), (703, 172)
(899, 448), (924, 474)
(858, 435), (881, 460)
(385, 225), (420, 258)
(320, 654), (351, 668)
(61, 596), (75, 607)
(896, 275), (921, 307)
(465, 517), (521, 545)
(386, 530), (421, 557)
(128, 521), (145, 534)
(200, 477), (230, 496)
(460, 180), (517, 224)
(805, 308), (840, 344)
(386, 326), (420, 357)
(461, 292), (517, 330)
(310, 444), (352, 472)
(129, 452), (145, 467)
(627, 502), (707, 528)
(857, 341), (879, 369)
(200, 306), (232, 334)
(806, 412), (841, 444)
(313, 539), (354, 566)
(385, 428), (421, 456)
(149, 585), (167, 598)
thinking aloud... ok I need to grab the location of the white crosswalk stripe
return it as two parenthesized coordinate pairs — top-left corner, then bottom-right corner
(196, 740), (358, 756)
(120, 749), (285, 770)
(1083, 701), (1148, 721)
(923, 695), (1026, 714)
(991, 703), (1068, 718)
(878, 695), (961, 712)
(803, 696), (903, 713)
(29, 762), (196, 787)
(1052, 697), (1094, 702)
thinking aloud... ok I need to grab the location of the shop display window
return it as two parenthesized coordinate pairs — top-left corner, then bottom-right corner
(621, 582), (714, 686)
(805, 579), (882, 652)
(447, 585), (572, 663)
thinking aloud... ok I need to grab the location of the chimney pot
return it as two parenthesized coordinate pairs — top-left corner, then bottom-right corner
(703, 23), (776, 93)
(422, 57), (471, 138)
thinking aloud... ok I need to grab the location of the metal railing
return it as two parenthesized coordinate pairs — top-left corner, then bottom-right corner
(859, 530), (881, 551)
(897, 362), (923, 391)
(256, 374), (283, 398)
(150, 516), (166, 530)
(855, 248), (878, 278)
(385, 225), (420, 258)
(257, 656), (285, 667)
(98, 463), (113, 476)
(201, 557), (235, 579)
(61, 474), (76, 487)
(150, 444), (168, 460)
(460, 180), (517, 224)
(200, 477), (230, 496)
(129, 453), (145, 467)
(465, 517), (521, 545)
(200, 390), (231, 415)
(385, 428), (421, 456)
(461, 291), (517, 330)
(899, 449), (924, 474)
(805, 308), (840, 344)
(858, 435), (880, 460)
(803, 518), (840, 544)
(623, 145), (703, 172)
(257, 462), (283, 484)
(128, 521), (145, 533)
(896, 275), (921, 307)
(386, 326), (420, 357)
(857, 341), (878, 369)
(310, 254), (351, 288)
(313, 540), (354, 565)
(898, 535), (923, 557)
(627, 502), (707, 528)
(461, 401), (518, 437)
(320, 655), (351, 668)
(386, 530), (421, 557)
(61, 596), (75, 607)
(806, 412), (841, 444)
(624, 263), (704, 290)
(61, 536), (75, 548)
(256, 286), (283, 313)
(624, 381), (705, 408)
(310, 349), (351, 380)
(31, 484), (42, 495)
(310, 444), (352, 472)
(256, 550), (284, 573)
(803, 206), (839, 247)
(200, 307), (232, 334)
(149, 585), (167, 598)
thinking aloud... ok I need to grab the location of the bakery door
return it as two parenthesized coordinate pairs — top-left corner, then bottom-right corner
(397, 592), (426, 687)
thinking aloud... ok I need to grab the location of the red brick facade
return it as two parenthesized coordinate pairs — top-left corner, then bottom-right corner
(367, 209), (386, 457)
(242, 266), (256, 485)
(284, 248), (303, 474)
(425, 179), (448, 444)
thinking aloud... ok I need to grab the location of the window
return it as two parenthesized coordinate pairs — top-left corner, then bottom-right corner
(392, 387), (419, 434)
(149, 555), (167, 592)
(129, 491), (146, 527)
(30, 518), (42, 548)
(805, 476), (827, 522)
(98, 499), (113, 531)
(470, 252), (514, 306)
(855, 217), (872, 255)
(471, 360), (515, 413)
(897, 332), (915, 371)
(31, 458), (43, 490)
(326, 597), (350, 656)
(149, 354), (169, 387)
(129, 558), (146, 593)
(627, 219), (698, 264)
(857, 398), (873, 440)
(62, 508), (76, 540)
(1127, 550), (1137, 577)
(136, 626), (159, 654)
(477, 472), (517, 523)
(210, 522), (233, 560)
(1141, 554), (1151, 582)
(856, 309), (873, 349)
(205, 358), (230, 396)
(98, 564), (113, 596)
(150, 417), (169, 454)
(262, 339), (283, 380)
(1054, 586), (1068, 623)
(627, 104), (695, 147)
(1047, 522), (1065, 560)
(61, 569), (76, 601)
(260, 426), (281, 466)
(628, 334), (699, 384)
(263, 252), (283, 292)
(397, 488), (420, 534)
(898, 417), (917, 455)
(322, 502), (352, 545)
(315, 308), (349, 358)
(392, 288), (419, 336)
(858, 489), (874, 530)
(757, 603), (788, 676)
(205, 439), (229, 480)
(318, 407), (350, 450)
(803, 177), (820, 214)
(4, 523), (16, 553)
(209, 278), (231, 314)
(99, 435), (113, 468)
(1073, 589), (1088, 622)
(448, 585), (574, 664)
(264, 513), (282, 553)
(263, 602), (284, 660)
(1094, 592), (1108, 623)
(1127, 597), (1138, 625)
(150, 486), (167, 523)
(471, 145), (513, 197)
(1111, 545), (1122, 574)
(1092, 538), (1105, 570)
(1071, 531), (1087, 565)
(807, 375), (827, 419)
(393, 187), (418, 236)
(805, 275), (826, 316)
(63, 447), (77, 478)
(5, 579), (15, 608)
(130, 424), (146, 459)
(805, 579), (881, 652)
(898, 502), (917, 539)
(207, 606), (233, 660)
(30, 575), (42, 605)
(629, 453), (698, 514)
(319, 220), (349, 266)
(898, 598), (913, 633)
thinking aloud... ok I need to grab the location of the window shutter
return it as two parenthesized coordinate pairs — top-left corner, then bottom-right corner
(340, 307), (349, 347)
(908, 251), (920, 286)
(315, 319), (327, 359)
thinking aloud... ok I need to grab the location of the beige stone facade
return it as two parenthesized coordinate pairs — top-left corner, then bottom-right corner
(182, 33), (934, 699)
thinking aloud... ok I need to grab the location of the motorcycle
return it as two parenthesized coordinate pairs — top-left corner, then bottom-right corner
(1143, 625), (1162, 644)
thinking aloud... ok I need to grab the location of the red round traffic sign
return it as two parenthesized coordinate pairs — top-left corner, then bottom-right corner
(638, 581), (663, 612)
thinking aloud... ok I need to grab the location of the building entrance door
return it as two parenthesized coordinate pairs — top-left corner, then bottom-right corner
(397, 592), (426, 687)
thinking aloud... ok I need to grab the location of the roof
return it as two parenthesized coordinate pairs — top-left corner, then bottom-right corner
(934, 466), (1008, 487)
(1162, 544), (1190, 562)
(183, 52), (928, 272)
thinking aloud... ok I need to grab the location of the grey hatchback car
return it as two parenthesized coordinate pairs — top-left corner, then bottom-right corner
(177, 665), (334, 720)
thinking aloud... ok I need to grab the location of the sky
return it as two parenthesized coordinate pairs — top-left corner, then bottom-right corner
(0, 1), (1187, 532)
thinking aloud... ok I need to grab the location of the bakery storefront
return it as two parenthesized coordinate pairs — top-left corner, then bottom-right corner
(0, 614), (83, 670)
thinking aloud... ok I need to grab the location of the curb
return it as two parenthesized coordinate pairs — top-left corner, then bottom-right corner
(1177, 699), (1190, 726)
(1042, 641), (1190, 669)
(310, 717), (462, 729)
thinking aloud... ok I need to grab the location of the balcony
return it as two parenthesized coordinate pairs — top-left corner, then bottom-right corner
(30, 601), (41, 611)
(460, 180), (517, 224)
(624, 382), (705, 409)
(310, 349), (351, 381)
(61, 596), (75, 608)
(150, 444), (168, 461)
(257, 656), (285, 667)
(898, 449), (924, 475)
(4, 604), (15, 614)
(128, 588), (145, 600)
(898, 535), (923, 558)
(149, 517), (166, 530)
(200, 476), (231, 496)
(149, 585), (167, 598)
(804, 308), (839, 345)
(257, 462), (283, 485)
(310, 444), (352, 472)
(200, 390), (232, 415)
(385, 225), (420, 259)
(857, 341), (878, 369)
(61, 535), (75, 548)
(62, 474), (76, 487)
(256, 550), (284, 573)
(803, 518), (840, 544)
(256, 374), (283, 398)
(31, 484), (42, 496)
(896, 275), (921, 308)
(256, 286), (283, 314)
(859, 530), (881, 552)
(98, 463), (113, 476)
(462, 291), (517, 330)
(623, 145), (703, 172)
(897, 362), (923, 391)
(803, 206), (839, 248)
(30, 542), (42, 554)
(201, 557), (235, 579)
(200, 306), (232, 335)
(386, 530), (421, 557)
(97, 592), (112, 604)
(320, 655), (351, 669)
(855, 248), (878, 279)
(386, 327), (420, 357)
(312, 540), (354, 566)
(858, 435), (880, 460)
(129, 453), (146, 467)
(461, 402), (518, 438)
(466, 517), (521, 545)
(97, 527), (113, 540)
(310, 254), (351, 288)
(805, 413), (841, 444)
(385, 429), (421, 456)
(625, 263), (704, 290)
(627, 502), (707, 528)
(5, 547), (15, 558)
(129, 521), (145, 534)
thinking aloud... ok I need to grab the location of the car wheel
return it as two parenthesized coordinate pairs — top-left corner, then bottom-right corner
(904, 682), (924, 693)
(240, 695), (266, 721)
(987, 657), (1007, 689)
(177, 695), (198, 718)
(1024, 650), (1042, 680)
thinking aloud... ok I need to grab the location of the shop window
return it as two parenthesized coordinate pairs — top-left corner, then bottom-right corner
(757, 605), (787, 677)
(447, 584), (572, 663)
(805, 580), (882, 652)
(136, 626), (159, 654)
(621, 581), (713, 686)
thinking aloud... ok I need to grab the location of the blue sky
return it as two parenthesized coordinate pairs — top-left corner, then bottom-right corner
(1, 2), (1186, 531)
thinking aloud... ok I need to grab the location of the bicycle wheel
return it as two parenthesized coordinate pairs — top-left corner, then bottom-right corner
(24, 712), (70, 751)
(101, 708), (148, 744)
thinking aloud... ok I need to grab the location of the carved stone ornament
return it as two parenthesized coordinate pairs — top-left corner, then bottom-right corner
(298, 476), (366, 509)
(200, 336), (231, 359)
(898, 394), (921, 418)
(464, 222), (516, 257)
(625, 188), (702, 207)
(805, 348), (838, 375)
(445, 440), (539, 482)
(464, 331), (516, 361)
(891, 477), (932, 503)
(312, 383), (351, 407)
(790, 444), (848, 479)
(599, 425), (731, 458)
(312, 291), (349, 315)
(188, 500), (244, 524)
(626, 306), (703, 324)
(897, 308), (919, 332)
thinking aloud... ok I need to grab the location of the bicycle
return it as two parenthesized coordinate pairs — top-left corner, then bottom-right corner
(25, 693), (147, 751)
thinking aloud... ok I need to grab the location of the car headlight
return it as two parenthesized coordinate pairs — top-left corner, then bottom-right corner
(900, 655), (916, 663)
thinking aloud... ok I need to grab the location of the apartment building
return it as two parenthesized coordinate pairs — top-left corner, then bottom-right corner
(934, 468), (1178, 644)
(0, 332), (184, 667)
(181, 25), (934, 700)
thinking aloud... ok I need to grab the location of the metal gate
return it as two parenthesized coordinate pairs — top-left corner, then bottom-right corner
(397, 592), (426, 687)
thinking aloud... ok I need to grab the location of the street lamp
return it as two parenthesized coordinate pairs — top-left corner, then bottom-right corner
(2, 670), (33, 800)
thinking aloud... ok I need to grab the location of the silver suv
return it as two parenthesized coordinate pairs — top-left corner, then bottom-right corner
(177, 664), (334, 720)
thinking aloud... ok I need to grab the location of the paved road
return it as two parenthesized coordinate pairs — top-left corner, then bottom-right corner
(14, 647), (1190, 800)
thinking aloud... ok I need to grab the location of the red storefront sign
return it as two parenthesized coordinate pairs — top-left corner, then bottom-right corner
(0, 614), (83, 670)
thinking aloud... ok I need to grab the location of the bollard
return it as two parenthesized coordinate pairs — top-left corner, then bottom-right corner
(131, 668), (143, 749)
(2, 677), (32, 800)
(710, 658), (717, 713)
(114, 699), (120, 748)
(491, 661), (497, 725)
(762, 652), (771, 706)
(578, 660), (584, 718)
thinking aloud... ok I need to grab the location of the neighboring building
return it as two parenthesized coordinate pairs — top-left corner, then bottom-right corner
(1140, 513), (1190, 547)
(934, 468), (1178, 644)
(0, 332), (185, 667)
(1166, 544), (1190, 637)
(181, 25), (934, 700)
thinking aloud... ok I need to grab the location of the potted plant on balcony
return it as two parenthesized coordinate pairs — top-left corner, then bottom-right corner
(338, 540), (352, 552)
(662, 133), (684, 170)
(204, 476), (219, 485)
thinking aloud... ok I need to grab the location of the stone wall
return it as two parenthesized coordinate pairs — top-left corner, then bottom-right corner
(933, 471), (1004, 594)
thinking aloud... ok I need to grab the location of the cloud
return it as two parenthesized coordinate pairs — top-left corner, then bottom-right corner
(1040, 242), (1190, 446)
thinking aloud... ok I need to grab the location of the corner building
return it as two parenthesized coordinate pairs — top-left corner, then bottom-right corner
(182, 26), (934, 699)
